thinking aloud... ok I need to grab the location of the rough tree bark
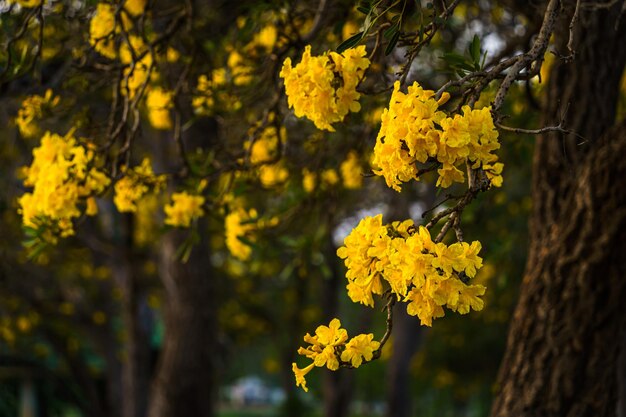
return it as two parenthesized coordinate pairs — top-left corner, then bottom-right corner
(147, 226), (218, 417)
(491, 1), (626, 416)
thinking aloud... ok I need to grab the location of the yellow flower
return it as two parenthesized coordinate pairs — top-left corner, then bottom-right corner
(114, 158), (165, 212)
(124, 0), (147, 16)
(227, 50), (253, 86)
(302, 169), (316, 193)
(321, 169), (339, 186)
(258, 163), (288, 188)
(224, 208), (257, 261)
(372, 81), (446, 191)
(340, 151), (363, 189)
(119, 36), (153, 98)
(337, 214), (485, 326)
(292, 362), (315, 392)
(251, 24), (278, 51)
(164, 192), (205, 228)
(19, 130), (110, 239)
(280, 45), (370, 131)
(373, 82), (503, 190)
(89, 3), (117, 59)
(146, 88), (174, 130)
(15, 89), (60, 138)
(315, 318), (348, 346)
(340, 334), (380, 367)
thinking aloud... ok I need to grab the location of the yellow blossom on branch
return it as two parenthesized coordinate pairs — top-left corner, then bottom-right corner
(114, 158), (165, 213)
(146, 88), (174, 130)
(372, 81), (503, 191)
(89, 3), (117, 59)
(18, 131), (110, 239)
(293, 319), (383, 391)
(336, 214), (486, 326)
(164, 192), (205, 228)
(340, 151), (363, 189)
(15, 89), (60, 138)
(280, 45), (370, 131)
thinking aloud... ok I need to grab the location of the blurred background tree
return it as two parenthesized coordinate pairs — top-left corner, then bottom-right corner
(0, 1), (624, 417)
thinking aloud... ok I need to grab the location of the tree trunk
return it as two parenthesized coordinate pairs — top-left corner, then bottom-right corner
(147, 226), (218, 417)
(114, 214), (150, 417)
(491, 1), (626, 416)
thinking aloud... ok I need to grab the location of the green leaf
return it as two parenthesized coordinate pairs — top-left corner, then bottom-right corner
(337, 31), (364, 53)
(237, 235), (256, 248)
(357, 5), (370, 14)
(383, 24), (398, 39)
(385, 30), (401, 55)
(441, 52), (475, 72)
(469, 34), (481, 66)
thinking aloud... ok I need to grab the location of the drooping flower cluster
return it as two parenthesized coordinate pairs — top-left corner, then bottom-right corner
(280, 45), (370, 131)
(337, 214), (485, 326)
(164, 192), (205, 228)
(114, 158), (166, 212)
(293, 319), (380, 392)
(372, 81), (503, 191)
(15, 89), (60, 138)
(19, 131), (110, 238)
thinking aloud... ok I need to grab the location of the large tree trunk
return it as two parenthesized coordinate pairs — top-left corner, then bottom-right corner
(491, 1), (626, 416)
(147, 226), (218, 417)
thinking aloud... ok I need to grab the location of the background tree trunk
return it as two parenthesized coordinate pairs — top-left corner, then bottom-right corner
(491, 1), (626, 416)
(147, 226), (218, 417)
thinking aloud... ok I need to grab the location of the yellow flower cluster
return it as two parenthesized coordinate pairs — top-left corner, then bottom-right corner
(114, 158), (165, 212)
(280, 45), (370, 131)
(89, 1), (149, 59)
(246, 122), (289, 188)
(192, 70), (241, 115)
(337, 214), (485, 326)
(301, 163), (359, 193)
(164, 192), (205, 228)
(372, 81), (503, 191)
(293, 319), (380, 392)
(225, 207), (278, 261)
(15, 89), (60, 138)
(19, 131), (110, 238)
(146, 88), (174, 130)
(89, 3), (117, 59)
(227, 50), (253, 86)
(119, 36), (153, 99)
(123, 0), (147, 17)
(225, 208), (258, 261)
(340, 151), (363, 189)
(248, 24), (278, 53)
